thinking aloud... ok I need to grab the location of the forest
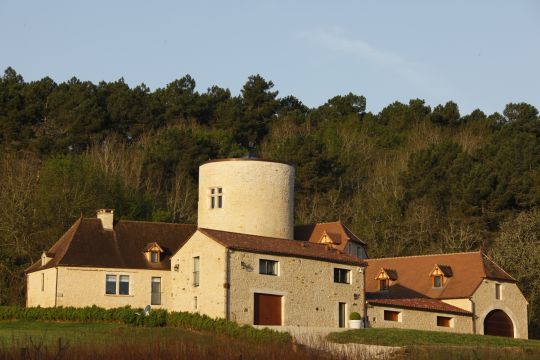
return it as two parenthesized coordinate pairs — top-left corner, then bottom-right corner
(0, 67), (539, 338)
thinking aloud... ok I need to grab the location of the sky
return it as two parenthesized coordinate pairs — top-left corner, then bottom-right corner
(1, 0), (539, 115)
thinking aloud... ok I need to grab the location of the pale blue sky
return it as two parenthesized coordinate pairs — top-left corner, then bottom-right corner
(1, 0), (539, 115)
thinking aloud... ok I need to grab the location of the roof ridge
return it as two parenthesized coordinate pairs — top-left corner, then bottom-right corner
(84, 218), (196, 226)
(367, 251), (481, 261)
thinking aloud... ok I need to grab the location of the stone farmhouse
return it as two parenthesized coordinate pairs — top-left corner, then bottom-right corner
(26, 158), (528, 338)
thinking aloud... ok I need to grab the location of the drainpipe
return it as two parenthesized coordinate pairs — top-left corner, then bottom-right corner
(224, 249), (230, 320)
(54, 268), (59, 307)
(470, 296), (476, 334)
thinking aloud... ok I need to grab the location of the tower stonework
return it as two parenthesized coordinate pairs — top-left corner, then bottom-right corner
(197, 158), (295, 239)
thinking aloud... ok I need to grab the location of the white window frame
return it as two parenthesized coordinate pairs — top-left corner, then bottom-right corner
(259, 259), (279, 276)
(334, 268), (351, 284)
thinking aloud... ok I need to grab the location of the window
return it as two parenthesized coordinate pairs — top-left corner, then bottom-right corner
(194, 296), (198, 310)
(41, 273), (44, 291)
(151, 277), (161, 305)
(433, 275), (443, 288)
(150, 251), (159, 263)
(379, 279), (389, 291)
(437, 316), (453, 327)
(495, 283), (502, 300)
(259, 259), (278, 276)
(193, 256), (200, 287)
(334, 268), (351, 284)
(119, 275), (130, 295)
(356, 247), (364, 259)
(106, 275), (116, 295)
(384, 310), (401, 322)
(209, 187), (223, 209)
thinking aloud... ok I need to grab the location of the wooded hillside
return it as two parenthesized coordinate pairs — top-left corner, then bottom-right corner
(1, 67), (538, 337)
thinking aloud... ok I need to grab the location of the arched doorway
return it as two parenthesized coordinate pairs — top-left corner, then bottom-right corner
(484, 310), (514, 337)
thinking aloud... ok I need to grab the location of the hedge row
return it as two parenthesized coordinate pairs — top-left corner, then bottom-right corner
(0, 306), (291, 344)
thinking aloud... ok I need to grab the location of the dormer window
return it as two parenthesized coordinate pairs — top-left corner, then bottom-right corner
(41, 252), (54, 266)
(209, 187), (223, 209)
(143, 242), (164, 263)
(430, 264), (452, 289)
(375, 268), (397, 291)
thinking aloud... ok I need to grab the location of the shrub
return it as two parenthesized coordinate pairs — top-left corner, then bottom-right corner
(0, 306), (291, 344)
(349, 312), (361, 320)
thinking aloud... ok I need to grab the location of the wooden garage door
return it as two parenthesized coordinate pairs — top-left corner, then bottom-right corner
(254, 293), (282, 326)
(484, 310), (514, 338)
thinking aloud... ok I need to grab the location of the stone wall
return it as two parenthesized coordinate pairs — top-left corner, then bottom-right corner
(169, 231), (228, 318)
(228, 249), (365, 327)
(366, 305), (473, 334)
(197, 159), (295, 239)
(472, 280), (528, 339)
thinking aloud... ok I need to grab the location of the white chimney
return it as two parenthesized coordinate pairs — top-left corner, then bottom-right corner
(97, 209), (114, 230)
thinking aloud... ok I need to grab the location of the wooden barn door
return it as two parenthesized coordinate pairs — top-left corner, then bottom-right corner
(484, 310), (514, 338)
(254, 293), (282, 326)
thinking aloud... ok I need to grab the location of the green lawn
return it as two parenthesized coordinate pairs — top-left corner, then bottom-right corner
(328, 328), (540, 348)
(0, 320), (209, 348)
(0, 321), (321, 360)
(328, 328), (540, 360)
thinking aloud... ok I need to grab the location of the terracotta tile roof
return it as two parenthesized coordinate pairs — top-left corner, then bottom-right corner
(198, 228), (366, 267)
(26, 218), (196, 273)
(367, 298), (472, 316)
(294, 221), (367, 252)
(365, 252), (515, 300)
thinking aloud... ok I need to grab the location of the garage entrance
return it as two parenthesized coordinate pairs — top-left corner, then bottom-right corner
(484, 310), (514, 337)
(254, 293), (282, 326)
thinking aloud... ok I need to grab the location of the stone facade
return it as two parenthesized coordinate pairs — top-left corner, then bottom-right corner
(366, 305), (473, 334)
(28, 266), (170, 309)
(228, 249), (365, 327)
(198, 159), (295, 240)
(170, 230), (365, 328)
(170, 231), (228, 318)
(471, 280), (528, 339)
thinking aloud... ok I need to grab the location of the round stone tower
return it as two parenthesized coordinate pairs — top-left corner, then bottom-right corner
(197, 158), (295, 240)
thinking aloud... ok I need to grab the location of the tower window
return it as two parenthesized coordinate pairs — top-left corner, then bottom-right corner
(209, 187), (223, 209)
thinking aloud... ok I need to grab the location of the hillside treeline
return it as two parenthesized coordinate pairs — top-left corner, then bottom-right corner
(1, 67), (539, 337)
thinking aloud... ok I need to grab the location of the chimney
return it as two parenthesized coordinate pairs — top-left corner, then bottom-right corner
(97, 209), (114, 230)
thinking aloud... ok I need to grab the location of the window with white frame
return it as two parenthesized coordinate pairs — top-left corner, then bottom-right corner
(209, 187), (223, 209)
(334, 268), (351, 284)
(259, 259), (279, 276)
(119, 275), (130, 295)
(105, 275), (116, 295)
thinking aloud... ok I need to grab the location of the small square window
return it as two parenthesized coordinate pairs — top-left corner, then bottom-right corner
(384, 310), (400, 322)
(437, 316), (453, 327)
(334, 268), (351, 284)
(106, 275), (116, 295)
(119, 275), (130, 295)
(259, 259), (278, 276)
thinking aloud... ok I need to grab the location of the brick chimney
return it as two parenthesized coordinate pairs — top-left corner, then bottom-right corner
(97, 209), (114, 230)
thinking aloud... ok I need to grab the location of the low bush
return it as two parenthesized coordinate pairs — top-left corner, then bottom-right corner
(0, 306), (290, 344)
(349, 312), (361, 320)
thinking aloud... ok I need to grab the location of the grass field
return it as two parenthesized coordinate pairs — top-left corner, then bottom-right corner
(328, 328), (540, 360)
(0, 320), (333, 359)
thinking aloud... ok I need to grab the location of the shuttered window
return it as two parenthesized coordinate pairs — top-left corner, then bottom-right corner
(384, 310), (400, 322)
